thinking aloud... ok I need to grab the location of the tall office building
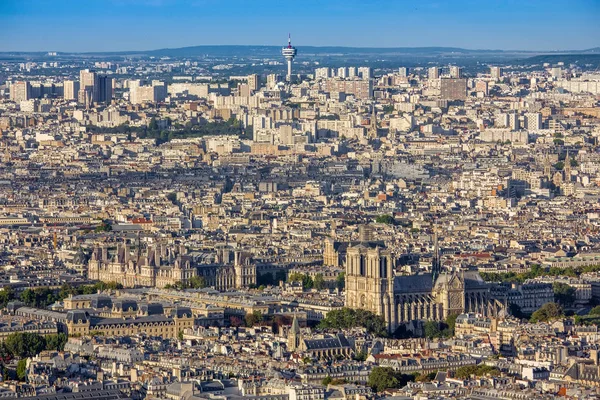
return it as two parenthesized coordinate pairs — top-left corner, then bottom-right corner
(63, 80), (80, 100)
(449, 66), (463, 79)
(96, 75), (113, 104)
(78, 69), (112, 104)
(490, 66), (502, 81)
(247, 74), (260, 92)
(80, 69), (96, 91)
(398, 67), (408, 78)
(10, 81), (31, 102)
(428, 67), (440, 80)
(440, 78), (467, 100)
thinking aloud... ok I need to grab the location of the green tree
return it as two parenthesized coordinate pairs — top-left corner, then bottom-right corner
(0, 287), (15, 308)
(16, 359), (27, 381)
(423, 321), (442, 339)
(454, 364), (500, 379)
(20, 289), (36, 307)
(368, 367), (398, 392)
(318, 308), (387, 337)
(148, 117), (159, 131)
(375, 215), (395, 225)
(313, 274), (325, 290)
(553, 282), (575, 306)
(166, 192), (178, 204)
(589, 306), (600, 316)
(416, 372), (436, 382)
(444, 313), (459, 337)
(336, 272), (346, 290)
(4, 333), (46, 358)
(353, 351), (368, 362)
(322, 376), (333, 386)
(530, 302), (563, 323)
(186, 276), (207, 289)
(94, 220), (112, 232)
(45, 333), (67, 351)
(245, 311), (263, 327)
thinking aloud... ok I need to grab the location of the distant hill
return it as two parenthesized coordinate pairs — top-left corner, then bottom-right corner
(0, 45), (597, 60)
(144, 45), (526, 58)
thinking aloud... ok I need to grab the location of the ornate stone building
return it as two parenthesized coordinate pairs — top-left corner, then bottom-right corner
(88, 242), (256, 290)
(345, 242), (503, 332)
(88, 242), (197, 288)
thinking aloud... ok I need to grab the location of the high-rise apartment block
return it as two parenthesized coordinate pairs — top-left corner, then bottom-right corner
(324, 79), (373, 99)
(358, 67), (372, 80)
(449, 66), (463, 79)
(315, 68), (331, 80)
(266, 74), (280, 89)
(398, 67), (408, 78)
(247, 74), (260, 92)
(337, 67), (349, 79)
(440, 78), (467, 100)
(490, 66), (503, 80)
(130, 81), (166, 104)
(63, 80), (80, 100)
(428, 67), (440, 80)
(10, 81), (31, 103)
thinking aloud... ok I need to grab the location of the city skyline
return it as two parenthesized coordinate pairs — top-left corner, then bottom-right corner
(1, 0), (599, 52)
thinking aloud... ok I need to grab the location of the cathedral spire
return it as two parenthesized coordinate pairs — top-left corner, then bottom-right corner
(432, 230), (440, 282)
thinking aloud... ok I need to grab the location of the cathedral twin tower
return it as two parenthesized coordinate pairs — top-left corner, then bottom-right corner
(343, 235), (502, 333)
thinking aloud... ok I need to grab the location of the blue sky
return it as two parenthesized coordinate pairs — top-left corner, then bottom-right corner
(0, 0), (598, 52)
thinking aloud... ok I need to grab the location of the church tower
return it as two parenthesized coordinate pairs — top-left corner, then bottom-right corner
(345, 244), (395, 330)
(288, 314), (302, 352)
(564, 150), (572, 182)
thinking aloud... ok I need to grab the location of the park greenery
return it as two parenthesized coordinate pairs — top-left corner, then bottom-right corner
(88, 117), (250, 145)
(530, 302), (564, 323)
(423, 314), (459, 339)
(318, 308), (387, 337)
(453, 364), (501, 379)
(367, 367), (434, 392)
(0, 282), (124, 310)
(164, 276), (207, 290)
(288, 272), (315, 289)
(375, 214), (395, 225)
(480, 264), (600, 285)
(0, 332), (67, 359)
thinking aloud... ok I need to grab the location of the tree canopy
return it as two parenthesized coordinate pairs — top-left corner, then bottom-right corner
(553, 282), (576, 306)
(318, 307), (387, 337)
(453, 364), (500, 379)
(530, 302), (563, 323)
(375, 215), (395, 225)
(368, 367), (416, 392)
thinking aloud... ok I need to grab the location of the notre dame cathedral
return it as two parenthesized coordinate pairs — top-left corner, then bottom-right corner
(342, 232), (504, 332)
